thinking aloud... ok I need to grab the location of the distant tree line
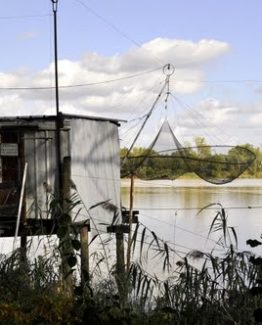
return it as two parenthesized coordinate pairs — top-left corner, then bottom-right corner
(120, 137), (262, 180)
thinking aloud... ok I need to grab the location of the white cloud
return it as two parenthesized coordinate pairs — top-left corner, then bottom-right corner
(141, 38), (230, 68)
(3, 35), (257, 146)
(0, 37), (231, 118)
(197, 98), (237, 125)
(249, 112), (262, 126)
(164, 97), (241, 146)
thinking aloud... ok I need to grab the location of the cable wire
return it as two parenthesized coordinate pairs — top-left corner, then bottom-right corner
(0, 67), (161, 91)
(73, 0), (165, 66)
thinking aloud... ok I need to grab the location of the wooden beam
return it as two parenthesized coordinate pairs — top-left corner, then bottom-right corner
(80, 225), (89, 285)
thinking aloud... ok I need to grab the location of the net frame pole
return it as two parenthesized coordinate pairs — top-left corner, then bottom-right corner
(126, 174), (135, 271)
(122, 77), (169, 163)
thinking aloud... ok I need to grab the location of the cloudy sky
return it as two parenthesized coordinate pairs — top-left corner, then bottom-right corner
(0, 0), (261, 147)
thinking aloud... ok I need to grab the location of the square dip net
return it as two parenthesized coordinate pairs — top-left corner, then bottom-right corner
(121, 119), (255, 184)
(121, 64), (256, 185)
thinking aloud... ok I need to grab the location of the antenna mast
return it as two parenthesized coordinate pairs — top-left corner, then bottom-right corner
(52, 0), (60, 117)
(51, 0), (62, 198)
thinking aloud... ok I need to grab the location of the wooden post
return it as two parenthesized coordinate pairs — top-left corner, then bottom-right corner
(115, 227), (127, 306)
(80, 225), (89, 285)
(116, 230), (125, 276)
(126, 174), (134, 271)
(61, 156), (74, 294)
(62, 156), (71, 211)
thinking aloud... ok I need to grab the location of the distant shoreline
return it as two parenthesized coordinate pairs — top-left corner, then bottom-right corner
(121, 178), (262, 188)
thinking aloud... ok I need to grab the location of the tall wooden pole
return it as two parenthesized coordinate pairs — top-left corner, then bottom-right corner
(51, 1), (74, 295)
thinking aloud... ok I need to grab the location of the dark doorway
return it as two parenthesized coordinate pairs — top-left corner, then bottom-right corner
(0, 129), (23, 217)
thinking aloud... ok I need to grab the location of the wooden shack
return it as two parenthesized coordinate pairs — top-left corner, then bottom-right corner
(0, 113), (122, 237)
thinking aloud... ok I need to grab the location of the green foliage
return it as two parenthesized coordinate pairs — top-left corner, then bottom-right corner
(2, 195), (262, 324)
(0, 254), (79, 324)
(121, 139), (262, 180)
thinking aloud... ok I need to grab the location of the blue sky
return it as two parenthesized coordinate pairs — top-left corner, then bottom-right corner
(0, 0), (261, 146)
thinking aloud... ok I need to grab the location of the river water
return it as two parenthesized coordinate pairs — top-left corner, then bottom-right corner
(1, 179), (261, 279)
(121, 179), (262, 256)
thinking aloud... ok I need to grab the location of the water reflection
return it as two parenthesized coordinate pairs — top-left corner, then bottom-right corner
(121, 179), (262, 255)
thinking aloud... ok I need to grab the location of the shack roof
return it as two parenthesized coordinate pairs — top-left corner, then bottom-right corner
(0, 113), (125, 125)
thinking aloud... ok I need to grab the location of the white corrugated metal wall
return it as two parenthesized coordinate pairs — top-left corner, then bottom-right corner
(70, 118), (121, 234)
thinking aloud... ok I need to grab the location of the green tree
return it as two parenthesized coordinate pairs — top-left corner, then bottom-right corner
(194, 136), (211, 158)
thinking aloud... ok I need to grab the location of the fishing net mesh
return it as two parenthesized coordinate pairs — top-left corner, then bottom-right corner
(121, 120), (256, 185)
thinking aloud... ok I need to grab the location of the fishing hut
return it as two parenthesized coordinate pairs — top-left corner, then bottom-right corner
(0, 113), (122, 238)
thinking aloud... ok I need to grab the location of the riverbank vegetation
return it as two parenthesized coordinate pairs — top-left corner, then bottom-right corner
(0, 197), (262, 324)
(121, 137), (262, 180)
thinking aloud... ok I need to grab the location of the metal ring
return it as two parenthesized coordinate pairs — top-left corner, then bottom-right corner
(163, 64), (175, 76)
